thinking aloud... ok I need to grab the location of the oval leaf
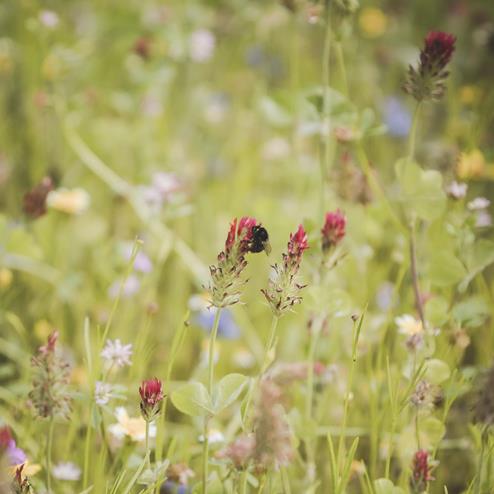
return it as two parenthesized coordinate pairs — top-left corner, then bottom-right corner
(424, 359), (451, 385)
(171, 382), (212, 417)
(213, 373), (249, 413)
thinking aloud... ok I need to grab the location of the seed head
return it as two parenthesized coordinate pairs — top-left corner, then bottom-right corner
(28, 331), (71, 419)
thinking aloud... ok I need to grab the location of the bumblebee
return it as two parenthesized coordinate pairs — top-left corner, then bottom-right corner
(249, 225), (271, 255)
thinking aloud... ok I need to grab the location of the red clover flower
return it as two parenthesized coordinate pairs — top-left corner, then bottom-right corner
(261, 224), (308, 317)
(410, 449), (435, 493)
(321, 210), (346, 253)
(209, 217), (270, 307)
(404, 31), (456, 102)
(139, 378), (164, 421)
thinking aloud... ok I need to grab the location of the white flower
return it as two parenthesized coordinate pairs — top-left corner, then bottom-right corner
(262, 137), (290, 161)
(476, 210), (492, 228)
(467, 197), (490, 211)
(189, 29), (215, 62)
(39, 10), (59, 28)
(101, 339), (133, 368)
(47, 187), (90, 215)
(52, 462), (81, 481)
(108, 407), (156, 442)
(94, 381), (114, 406)
(446, 180), (468, 199)
(198, 429), (225, 444)
(395, 314), (423, 336)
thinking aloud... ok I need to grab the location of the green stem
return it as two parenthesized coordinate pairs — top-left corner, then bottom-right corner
(305, 325), (320, 421)
(83, 406), (93, 488)
(335, 41), (349, 97)
(239, 470), (248, 494)
(476, 428), (488, 494)
(202, 308), (222, 494)
(262, 316), (280, 374)
(408, 103), (422, 160)
(145, 420), (151, 469)
(409, 218), (426, 330)
(320, 11), (332, 217)
(415, 412), (421, 450)
(46, 417), (54, 492)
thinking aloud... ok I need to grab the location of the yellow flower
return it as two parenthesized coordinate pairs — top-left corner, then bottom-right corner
(395, 314), (423, 336)
(108, 407), (156, 442)
(0, 268), (13, 289)
(457, 149), (486, 179)
(47, 187), (90, 215)
(459, 85), (479, 106)
(359, 8), (388, 38)
(10, 461), (42, 477)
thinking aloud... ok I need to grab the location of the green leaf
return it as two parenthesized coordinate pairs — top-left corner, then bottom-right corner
(374, 479), (406, 494)
(421, 416), (446, 445)
(213, 373), (249, 413)
(451, 296), (489, 328)
(424, 359), (451, 385)
(395, 159), (446, 221)
(428, 251), (467, 287)
(425, 296), (449, 326)
(459, 239), (494, 292)
(171, 382), (213, 417)
(6, 228), (43, 259)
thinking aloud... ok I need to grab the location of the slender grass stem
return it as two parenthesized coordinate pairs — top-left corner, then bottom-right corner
(408, 103), (422, 160)
(320, 10), (332, 217)
(262, 315), (280, 374)
(202, 308), (222, 494)
(46, 416), (54, 493)
(145, 420), (150, 469)
(335, 41), (349, 97)
(476, 427), (488, 494)
(83, 406), (93, 489)
(409, 219), (426, 329)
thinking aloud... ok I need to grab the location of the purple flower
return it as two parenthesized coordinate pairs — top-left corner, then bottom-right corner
(108, 275), (141, 299)
(0, 426), (27, 465)
(121, 244), (153, 273)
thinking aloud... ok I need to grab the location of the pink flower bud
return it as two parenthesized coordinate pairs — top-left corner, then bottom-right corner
(139, 378), (164, 421)
(321, 210), (346, 252)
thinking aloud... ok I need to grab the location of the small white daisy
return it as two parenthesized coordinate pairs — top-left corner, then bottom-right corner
(467, 197), (490, 211)
(101, 339), (133, 369)
(52, 462), (81, 481)
(395, 314), (423, 336)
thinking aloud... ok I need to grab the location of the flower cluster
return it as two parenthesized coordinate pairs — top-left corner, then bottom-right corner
(28, 331), (71, 419)
(404, 31), (456, 102)
(410, 449), (435, 493)
(261, 225), (308, 317)
(209, 217), (268, 307)
(139, 378), (164, 421)
(321, 210), (346, 253)
(101, 339), (133, 369)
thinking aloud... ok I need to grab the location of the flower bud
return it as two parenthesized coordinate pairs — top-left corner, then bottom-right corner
(139, 378), (164, 422)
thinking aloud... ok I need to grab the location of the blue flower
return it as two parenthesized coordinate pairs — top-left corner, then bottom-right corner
(382, 97), (411, 137)
(194, 308), (240, 340)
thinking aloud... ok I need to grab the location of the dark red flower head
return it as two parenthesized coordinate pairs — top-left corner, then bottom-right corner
(422, 32), (456, 71)
(411, 449), (434, 492)
(139, 378), (164, 407)
(404, 31), (456, 102)
(22, 176), (53, 219)
(139, 378), (164, 421)
(321, 210), (346, 252)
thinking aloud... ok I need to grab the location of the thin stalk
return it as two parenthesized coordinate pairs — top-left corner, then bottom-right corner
(46, 417), (54, 492)
(239, 470), (248, 494)
(305, 325), (320, 421)
(408, 103), (422, 160)
(476, 428), (488, 494)
(409, 219), (426, 329)
(415, 412), (421, 450)
(83, 406), (93, 488)
(202, 309), (222, 494)
(262, 315), (280, 374)
(335, 41), (349, 97)
(320, 11), (332, 217)
(145, 421), (150, 469)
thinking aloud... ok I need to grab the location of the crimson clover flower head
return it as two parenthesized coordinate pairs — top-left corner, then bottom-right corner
(139, 378), (164, 421)
(284, 224), (308, 272)
(321, 210), (346, 252)
(262, 224), (308, 317)
(210, 216), (267, 308)
(404, 31), (456, 102)
(410, 449), (435, 493)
